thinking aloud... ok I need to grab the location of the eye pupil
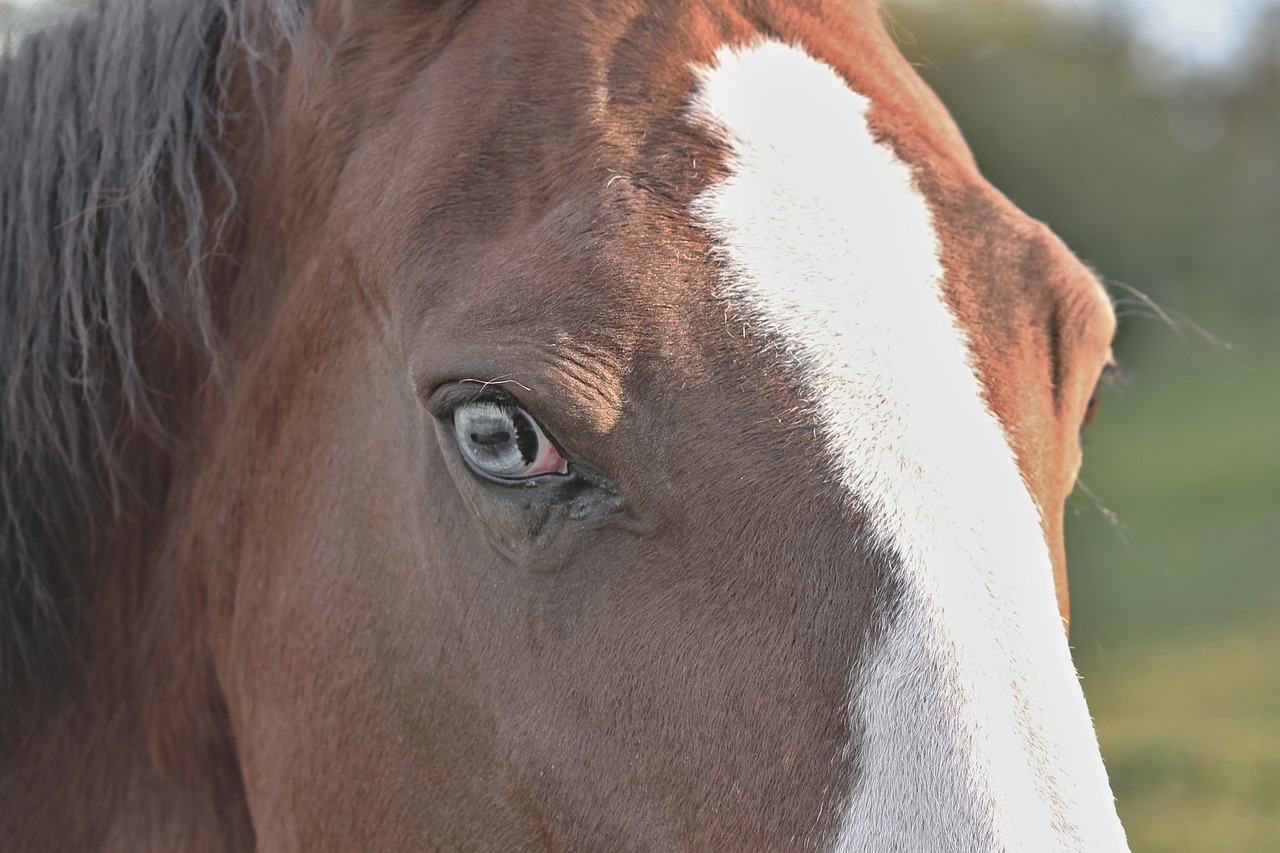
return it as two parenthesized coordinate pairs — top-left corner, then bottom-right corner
(471, 427), (512, 447)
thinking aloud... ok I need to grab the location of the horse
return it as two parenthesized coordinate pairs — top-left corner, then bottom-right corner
(0, 0), (1128, 849)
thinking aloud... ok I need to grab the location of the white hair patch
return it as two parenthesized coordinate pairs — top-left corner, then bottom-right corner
(686, 40), (1128, 851)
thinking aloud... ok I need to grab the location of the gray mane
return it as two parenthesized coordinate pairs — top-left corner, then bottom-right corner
(0, 0), (301, 719)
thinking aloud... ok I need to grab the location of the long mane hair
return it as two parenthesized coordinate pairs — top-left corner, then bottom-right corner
(0, 0), (300, 726)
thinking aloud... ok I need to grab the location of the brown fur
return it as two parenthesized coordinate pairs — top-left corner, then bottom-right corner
(2, 1), (1113, 849)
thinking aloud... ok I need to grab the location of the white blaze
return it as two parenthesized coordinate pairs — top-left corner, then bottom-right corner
(686, 41), (1128, 851)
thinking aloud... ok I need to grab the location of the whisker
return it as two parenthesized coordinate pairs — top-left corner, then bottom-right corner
(459, 375), (533, 393)
(1106, 279), (1250, 369)
(1072, 480), (1131, 549)
(1106, 280), (1183, 339)
(1159, 305), (1254, 371)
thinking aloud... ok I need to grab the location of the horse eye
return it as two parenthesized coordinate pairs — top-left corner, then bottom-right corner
(1082, 386), (1102, 432)
(452, 401), (569, 481)
(1081, 362), (1120, 434)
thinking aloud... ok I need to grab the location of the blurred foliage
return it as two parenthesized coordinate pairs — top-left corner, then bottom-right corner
(886, 0), (1280, 364)
(884, 1), (1280, 849)
(1067, 361), (1280, 851)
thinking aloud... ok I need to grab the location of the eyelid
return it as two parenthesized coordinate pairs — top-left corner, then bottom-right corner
(428, 383), (521, 419)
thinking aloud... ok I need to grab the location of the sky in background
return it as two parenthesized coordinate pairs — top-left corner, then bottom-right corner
(1044, 0), (1277, 67)
(6, 0), (1278, 69)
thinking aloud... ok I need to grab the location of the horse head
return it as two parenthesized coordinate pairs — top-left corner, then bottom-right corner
(1, 1), (1125, 849)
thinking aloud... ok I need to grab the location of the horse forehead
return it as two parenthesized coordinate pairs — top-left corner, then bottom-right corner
(341, 0), (1109, 418)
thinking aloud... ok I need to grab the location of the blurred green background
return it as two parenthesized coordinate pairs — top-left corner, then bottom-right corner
(884, 1), (1279, 849)
(6, 0), (1278, 849)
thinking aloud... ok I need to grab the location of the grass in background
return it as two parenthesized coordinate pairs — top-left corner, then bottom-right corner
(1086, 624), (1280, 852)
(1067, 330), (1280, 851)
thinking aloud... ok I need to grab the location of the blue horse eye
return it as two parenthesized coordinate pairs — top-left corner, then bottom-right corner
(452, 401), (569, 480)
